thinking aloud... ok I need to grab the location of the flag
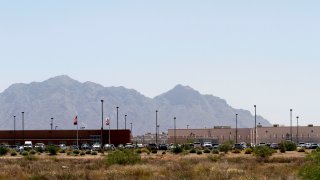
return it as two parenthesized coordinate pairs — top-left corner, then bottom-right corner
(73, 116), (78, 125)
(106, 117), (110, 126)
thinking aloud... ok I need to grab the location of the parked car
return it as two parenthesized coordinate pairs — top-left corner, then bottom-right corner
(92, 143), (101, 151)
(193, 142), (202, 149)
(270, 143), (279, 149)
(158, 144), (168, 150)
(125, 143), (134, 149)
(104, 144), (115, 151)
(81, 143), (91, 150)
(34, 143), (46, 151)
(212, 144), (220, 150)
(232, 143), (246, 150)
(23, 141), (33, 150)
(309, 143), (318, 149)
(203, 142), (213, 149)
(136, 144), (144, 148)
(298, 142), (307, 149)
(117, 144), (124, 149)
(58, 144), (67, 150)
(148, 143), (158, 150)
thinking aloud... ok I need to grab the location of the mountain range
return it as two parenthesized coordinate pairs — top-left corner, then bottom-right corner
(0, 75), (271, 135)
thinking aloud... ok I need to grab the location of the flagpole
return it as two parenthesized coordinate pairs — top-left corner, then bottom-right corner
(77, 122), (79, 148)
(109, 123), (111, 144)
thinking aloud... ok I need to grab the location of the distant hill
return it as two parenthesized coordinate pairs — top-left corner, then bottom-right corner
(0, 75), (271, 135)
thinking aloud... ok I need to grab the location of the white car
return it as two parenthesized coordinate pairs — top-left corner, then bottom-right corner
(92, 143), (101, 151)
(203, 142), (213, 149)
(104, 144), (115, 150)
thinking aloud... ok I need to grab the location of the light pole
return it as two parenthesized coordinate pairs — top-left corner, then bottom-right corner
(254, 105), (257, 145)
(22, 112), (24, 142)
(236, 114), (238, 144)
(296, 116), (299, 143)
(55, 126), (58, 130)
(101, 100), (104, 146)
(156, 110), (158, 144)
(157, 125), (160, 143)
(187, 125), (189, 129)
(116, 107), (119, 130)
(290, 109), (293, 142)
(124, 114), (127, 144)
(50, 118), (53, 130)
(174, 117), (176, 144)
(130, 122), (133, 142)
(14, 115), (16, 145)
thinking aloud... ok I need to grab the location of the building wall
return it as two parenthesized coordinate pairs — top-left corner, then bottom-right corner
(0, 129), (131, 146)
(168, 128), (251, 144)
(167, 125), (320, 144)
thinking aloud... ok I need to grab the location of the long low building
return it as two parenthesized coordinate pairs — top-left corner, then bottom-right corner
(0, 129), (131, 146)
(168, 124), (320, 144)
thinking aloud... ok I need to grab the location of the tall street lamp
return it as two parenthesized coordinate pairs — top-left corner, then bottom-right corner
(296, 116), (299, 143)
(116, 107), (119, 130)
(187, 125), (189, 129)
(50, 118), (53, 130)
(236, 114), (238, 144)
(101, 100), (104, 146)
(254, 105), (257, 145)
(290, 109), (293, 142)
(124, 114), (127, 144)
(130, 122), (133, 142)
(14, 115), (16, 145)
(174, 117), (177, 144)
(156, 110), (158, 144)
(22, 112), (24, 142)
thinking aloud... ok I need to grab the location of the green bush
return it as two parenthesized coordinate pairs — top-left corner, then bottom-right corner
(298, 148), (306, 152)
(35, 147), (44, 153)
(253, 146), (274, 158)
(85, 150), (91, 154)
(20, 151), (28, 156)
(11, 151), (17, 156)
(59, 149), (66, 153)
(136, 149), (142, 154)
(80, 151), (85, 156)
(66, 151), (72, 156)
(106, 150), (141, 165)
(244, 148), (253, 154)
(203, 149), (211, 153)
(211, 149), (219, 154)
(196, 150), (203, 155)
(29, 150), (36, 155)
(47, 145), (58, 155)
(141, 148), (150, 154)
(232, 149), (241, 154)
(162, 151), (166, 155)
(151, 150), (157, 154)
(219, 142), (232, 153)
(189, 149), (196, 153)
(91, 151), (98, 155)
(0, 146), (9, 156)
(279, 141), (297, 151)
(172, 146), (183, 154)
(299, 151), (320, 179)
(73, 149), (80, 155)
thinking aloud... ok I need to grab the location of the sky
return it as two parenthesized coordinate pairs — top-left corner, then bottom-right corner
(0, 1), (320, 126)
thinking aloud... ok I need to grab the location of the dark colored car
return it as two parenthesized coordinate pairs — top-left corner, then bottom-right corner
(270, 143), (279, 149)
(148, 143), (158, 150)
(232, 143), (245, 150)
(81, 143), (91, 150)
(158, 144), (168, 150)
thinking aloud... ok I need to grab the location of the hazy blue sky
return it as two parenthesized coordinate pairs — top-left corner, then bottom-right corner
(0, 1), (319, 126)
